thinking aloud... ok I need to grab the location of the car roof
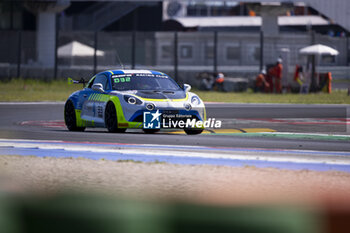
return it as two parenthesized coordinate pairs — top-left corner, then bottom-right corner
(98, 69), (167, 77)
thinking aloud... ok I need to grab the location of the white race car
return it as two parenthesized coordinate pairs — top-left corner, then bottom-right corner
(64, 69), (206, 134)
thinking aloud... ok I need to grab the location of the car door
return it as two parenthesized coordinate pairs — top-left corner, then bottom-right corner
(81, 74), (110, 126)
(79, 77), (95, 125)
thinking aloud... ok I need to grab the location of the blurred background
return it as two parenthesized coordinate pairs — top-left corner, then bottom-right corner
(0, 0), (349, 88)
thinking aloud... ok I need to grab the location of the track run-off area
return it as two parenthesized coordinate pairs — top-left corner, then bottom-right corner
(0, 102), (349, 172)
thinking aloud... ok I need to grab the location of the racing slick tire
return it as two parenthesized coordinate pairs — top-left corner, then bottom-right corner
(184, 129), (203, 135)
(64, 100), (85, 132)
(143, 129), (160, 134)
(105, 101), (126, 133)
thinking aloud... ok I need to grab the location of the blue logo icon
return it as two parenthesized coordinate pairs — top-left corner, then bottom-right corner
(143, 110), (161, 129)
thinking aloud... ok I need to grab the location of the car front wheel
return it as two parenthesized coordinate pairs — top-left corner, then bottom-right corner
(143, 129), (160, 134)
(105, 102), (126, 133)
(184, 129), (203, 135)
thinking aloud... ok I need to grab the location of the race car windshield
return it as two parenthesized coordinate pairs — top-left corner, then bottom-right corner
(111, 74), (181, 91)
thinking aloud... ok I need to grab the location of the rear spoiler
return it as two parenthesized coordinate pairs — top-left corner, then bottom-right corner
(68, 77), (86, 87)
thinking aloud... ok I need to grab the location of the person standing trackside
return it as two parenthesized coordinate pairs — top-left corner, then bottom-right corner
(214, 72), (225, 91)
(273, 58), (283, 93)
(266, 66), (274, 93)
(255, 69), (269, 93)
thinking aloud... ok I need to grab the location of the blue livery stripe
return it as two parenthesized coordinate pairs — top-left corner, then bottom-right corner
(110, 70), (125, 75)
(150, 70), (164, 75)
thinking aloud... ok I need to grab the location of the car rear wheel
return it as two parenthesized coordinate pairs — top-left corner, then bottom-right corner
(105, 102), (126, 133)
(64, 100), (85, 132)
(184, 129), (203, 135)
(143, 129), (160, 134)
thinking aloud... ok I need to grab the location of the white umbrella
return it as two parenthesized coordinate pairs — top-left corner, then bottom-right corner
(299, 44), (339, 56)
(299, 44), (338, 92)
(58, 41), (104, 57)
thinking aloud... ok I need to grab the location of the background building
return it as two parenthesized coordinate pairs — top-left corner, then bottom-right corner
(0, 0), (349, 87)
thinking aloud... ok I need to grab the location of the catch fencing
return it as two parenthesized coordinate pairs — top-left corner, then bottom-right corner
(0, 30), (349, 86)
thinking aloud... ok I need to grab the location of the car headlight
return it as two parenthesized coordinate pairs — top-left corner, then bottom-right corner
(124, 95), (142, 105)
(191, 96), (201, 105)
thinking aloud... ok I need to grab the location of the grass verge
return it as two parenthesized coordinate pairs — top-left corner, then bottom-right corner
(0, 79), (81, 102)
(0, 79), (349, 104)
(194, 89), (350, 104)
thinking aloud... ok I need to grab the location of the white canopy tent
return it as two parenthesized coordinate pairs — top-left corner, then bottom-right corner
(58, 41), (105, 66)
(58, 41), (104, 57)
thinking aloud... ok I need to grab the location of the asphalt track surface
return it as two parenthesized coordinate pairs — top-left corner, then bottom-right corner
(0, 102), (349, 152)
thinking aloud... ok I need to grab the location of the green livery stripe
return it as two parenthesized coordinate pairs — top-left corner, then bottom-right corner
(128, 122), (142, 128)
(109, 96), (127, 125)
(88, 93), (110, 102)
(75, 109), (95, 127)
(203, 104), (207, 121)
(75, 109), (85, 127)
(108, 96), (144, 129)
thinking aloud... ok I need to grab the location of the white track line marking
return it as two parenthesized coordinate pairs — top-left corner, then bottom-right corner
(1, 139), (350, 166)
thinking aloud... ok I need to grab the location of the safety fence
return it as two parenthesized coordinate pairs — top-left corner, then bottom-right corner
(0, 30), (349, 86)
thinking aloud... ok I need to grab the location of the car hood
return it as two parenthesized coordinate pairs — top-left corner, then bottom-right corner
(130, 90), (187, 100)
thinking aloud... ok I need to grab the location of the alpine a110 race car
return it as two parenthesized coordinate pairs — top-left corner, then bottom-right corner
(64, 70), (206, 134)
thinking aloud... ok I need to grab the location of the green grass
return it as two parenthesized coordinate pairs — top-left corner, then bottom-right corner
(0, 79), (349, 104)
(195, 89), (350, 104)
(0, 79), (81, 102)
(332, 79), (350, 83)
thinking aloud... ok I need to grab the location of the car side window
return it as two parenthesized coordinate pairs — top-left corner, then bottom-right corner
(87, 76), (95, 88)
(93, 74), (109, 90)
(105, 78), (110, 90)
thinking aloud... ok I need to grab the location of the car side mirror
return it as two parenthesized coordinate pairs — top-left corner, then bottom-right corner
(92, 83), (104, 93)
(183, 84), (191, 92)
